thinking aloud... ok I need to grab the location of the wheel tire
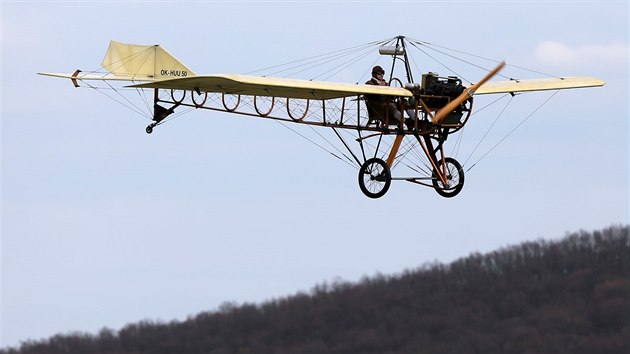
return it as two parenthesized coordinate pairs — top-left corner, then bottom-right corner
(146, 125), (153, 134)
(358, 158), (391, 199)
(432, 157), (464, 198)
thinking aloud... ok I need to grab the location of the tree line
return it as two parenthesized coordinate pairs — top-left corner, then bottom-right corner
(3, 225), (628, 354)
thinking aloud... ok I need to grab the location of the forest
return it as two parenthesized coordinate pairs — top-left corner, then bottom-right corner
(3, 225), (628, 354)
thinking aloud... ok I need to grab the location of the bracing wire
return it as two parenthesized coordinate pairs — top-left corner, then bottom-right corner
(134, 86), (153, 114)
(408, 38), (562, 80)
(340, 128), (392, 161)
(451, 126), (466, 159)
(463, 94), (514, 168)
(316, 46), (380, 81)
(74, 45), (164, 121)
(452, 93), (513, 157)
(308, 124), (360, 167)
(277, 44), (373, 79)
(81, 45), (155, 78)
(271, 41), (386, 80)
(272, 120), (359, 170)
(408, 41), (471, 84)
(465, 90), (560, 172)
(103, 80), (152, 119)
(83, 82), (151, 120)
(245, 38), (394, 76)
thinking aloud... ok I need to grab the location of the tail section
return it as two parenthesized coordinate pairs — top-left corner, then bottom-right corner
(101, 40), (196, 80)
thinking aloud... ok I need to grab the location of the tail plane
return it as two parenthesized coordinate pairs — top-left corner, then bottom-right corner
(38, 40), (195, 84)
(101, 40), (195, 79)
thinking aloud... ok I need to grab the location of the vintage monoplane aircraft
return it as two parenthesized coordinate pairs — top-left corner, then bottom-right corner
(39, 36), (605, 198)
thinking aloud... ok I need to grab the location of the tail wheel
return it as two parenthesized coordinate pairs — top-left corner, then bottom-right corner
(358, 158), (391, 199)
(146, 122), (157, 134)
(432, 157), (465, 198)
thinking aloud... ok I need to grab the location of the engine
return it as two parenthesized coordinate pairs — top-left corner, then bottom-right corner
(420, 72), (466, 109)
(402, 73), (471, 125)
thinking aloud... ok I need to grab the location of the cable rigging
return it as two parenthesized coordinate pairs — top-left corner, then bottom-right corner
(74, 37), (563, 180)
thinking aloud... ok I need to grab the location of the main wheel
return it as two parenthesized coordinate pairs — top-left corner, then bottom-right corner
(432, 157), (465, 198)
(358, 158), (391, 199)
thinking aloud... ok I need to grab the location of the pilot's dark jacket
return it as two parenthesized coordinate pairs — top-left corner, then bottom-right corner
(365, 78), (399, 124)
(365, 78), (387, 120)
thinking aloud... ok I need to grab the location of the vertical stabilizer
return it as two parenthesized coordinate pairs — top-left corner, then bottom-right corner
(101, 40), (196, 80)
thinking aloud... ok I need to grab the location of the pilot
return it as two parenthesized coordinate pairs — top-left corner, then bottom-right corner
(364, 66), (402, 126)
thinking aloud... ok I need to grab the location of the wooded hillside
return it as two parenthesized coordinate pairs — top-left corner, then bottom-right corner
(3, 225), (628, 354)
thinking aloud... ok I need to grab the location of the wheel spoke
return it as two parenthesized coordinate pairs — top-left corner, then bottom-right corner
(358, 158), (391, 198)
(432, 157), (464, 198)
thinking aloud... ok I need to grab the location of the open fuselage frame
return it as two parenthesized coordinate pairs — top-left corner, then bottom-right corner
(150, 36), (467, 198)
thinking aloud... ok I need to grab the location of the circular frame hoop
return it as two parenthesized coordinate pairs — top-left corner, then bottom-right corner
(222, 93), (241, 112)
(286, 98), (310, 121)
(192, 91), (208, 108)
(170, 89), (186, 104)
(254, 96), (275, 117)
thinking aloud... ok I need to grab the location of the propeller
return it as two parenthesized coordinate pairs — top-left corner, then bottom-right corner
(432, 61), (506, 124)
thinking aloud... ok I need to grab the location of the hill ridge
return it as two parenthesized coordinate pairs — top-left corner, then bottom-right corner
(3, 225), (629, 354)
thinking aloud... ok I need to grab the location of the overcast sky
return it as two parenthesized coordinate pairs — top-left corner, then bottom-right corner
(2, 0), (628, 349)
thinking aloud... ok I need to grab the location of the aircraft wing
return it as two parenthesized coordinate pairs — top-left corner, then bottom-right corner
(473, 76), (605, 95)
(129, 74), (414, 100)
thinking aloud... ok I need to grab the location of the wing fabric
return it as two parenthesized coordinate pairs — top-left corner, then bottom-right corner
(129, 74), (414, 100)
(473, 77), (605, 95)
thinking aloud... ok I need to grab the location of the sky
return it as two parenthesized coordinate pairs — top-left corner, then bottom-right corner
(1, 0), (628, 349)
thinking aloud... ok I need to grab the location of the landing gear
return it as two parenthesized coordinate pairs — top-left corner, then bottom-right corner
(146, 102), (179, 134)
(358, 158), (391, 199)
(432, 157), (465, 198)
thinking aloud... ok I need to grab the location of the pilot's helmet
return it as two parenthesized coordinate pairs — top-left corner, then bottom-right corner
(372, 66), (385, 75)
